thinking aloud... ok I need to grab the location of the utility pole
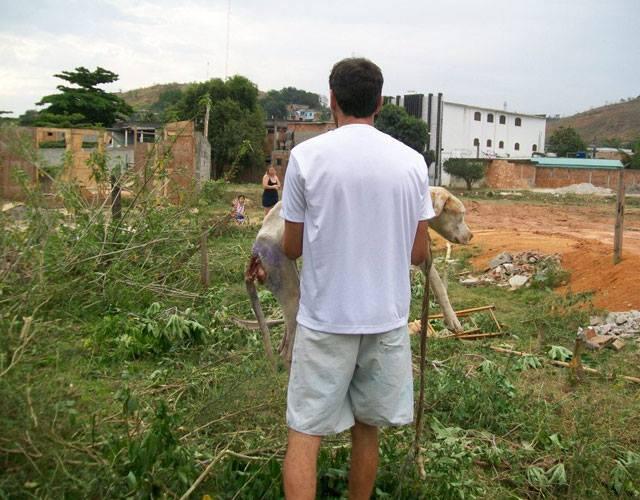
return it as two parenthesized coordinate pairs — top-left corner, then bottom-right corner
(225, 0), (231, 79)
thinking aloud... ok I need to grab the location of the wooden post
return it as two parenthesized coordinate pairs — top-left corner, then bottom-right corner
(200, 96), (212, 287)
(200, 228), (209, 288)
(203, 98), (210, 138)
(613, 168), (625, 264)
(110, 174), (121, 222)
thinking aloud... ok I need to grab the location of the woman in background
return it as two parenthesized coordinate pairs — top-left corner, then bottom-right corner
(262, 166), (281, 215)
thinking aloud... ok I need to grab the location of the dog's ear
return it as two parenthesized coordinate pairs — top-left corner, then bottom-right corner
(430, 189), (450, 217)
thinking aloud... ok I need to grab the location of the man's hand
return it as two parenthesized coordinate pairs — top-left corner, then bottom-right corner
(282, 221), (304, 260)
(411, 220), (430, 266)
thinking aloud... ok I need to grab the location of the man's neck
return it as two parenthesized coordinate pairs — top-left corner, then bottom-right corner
(336, 115), (375, 127)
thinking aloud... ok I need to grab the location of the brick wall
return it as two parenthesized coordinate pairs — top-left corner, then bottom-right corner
(485, 159), (536, 189)
(484, 158), (640, 192)
(625, 169), (640, 193)
(0, 127), (38, 200)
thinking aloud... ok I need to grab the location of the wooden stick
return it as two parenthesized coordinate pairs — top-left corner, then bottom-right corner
(179, 446), (230, 500)
(439, 332), (505, 340)
(489, 346), (640, 384)
(410, 305), (499, 335)
(488, 309), (502, 332)
(428, 304), (496, 319)
(413, 256), (431, 479)
(200, 229), (209, 288)
(613, 168), (625, 264)
(230, 317), (285, 330)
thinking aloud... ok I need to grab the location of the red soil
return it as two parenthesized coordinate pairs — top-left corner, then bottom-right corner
(457, 198), (640, 311)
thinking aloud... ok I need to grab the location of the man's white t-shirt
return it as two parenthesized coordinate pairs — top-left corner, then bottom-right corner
(280, 124), (435, 334)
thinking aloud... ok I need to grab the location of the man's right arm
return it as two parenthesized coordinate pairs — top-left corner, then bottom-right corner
(279, 155), (306, 260)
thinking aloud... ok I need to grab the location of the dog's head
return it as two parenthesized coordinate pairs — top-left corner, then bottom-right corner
(428, 187), (473, 245)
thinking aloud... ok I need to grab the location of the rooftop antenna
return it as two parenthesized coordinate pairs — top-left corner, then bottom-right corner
(225, 0), (231, 80)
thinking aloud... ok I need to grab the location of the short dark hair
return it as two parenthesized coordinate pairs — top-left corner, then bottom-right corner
(329, 58), (383, 118)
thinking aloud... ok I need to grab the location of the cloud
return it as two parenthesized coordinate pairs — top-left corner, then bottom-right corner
(1, 0), (639, 116)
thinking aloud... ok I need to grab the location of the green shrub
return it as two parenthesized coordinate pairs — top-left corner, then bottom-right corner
(443, 158), (487, 190)
(200, 179), (227, 204)
(88, 302), (208, 359)
(104, 400), (197, 498)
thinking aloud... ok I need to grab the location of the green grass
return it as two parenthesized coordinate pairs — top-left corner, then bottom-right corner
(1, 179), (639, 499)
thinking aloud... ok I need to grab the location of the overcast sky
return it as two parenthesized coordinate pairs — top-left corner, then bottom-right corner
(1, 0), (638, 117)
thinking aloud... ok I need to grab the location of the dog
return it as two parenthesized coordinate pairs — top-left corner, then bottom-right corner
(245, 187), (473, 367)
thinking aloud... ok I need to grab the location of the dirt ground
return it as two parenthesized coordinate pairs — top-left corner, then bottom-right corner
(459, 198), (640, 311)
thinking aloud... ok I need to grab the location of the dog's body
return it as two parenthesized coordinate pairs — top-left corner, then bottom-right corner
(245, 187), (472, 366)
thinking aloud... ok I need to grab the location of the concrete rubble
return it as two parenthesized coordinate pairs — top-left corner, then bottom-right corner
(460, 251), (562, 290)
(578, 310), (640, 351)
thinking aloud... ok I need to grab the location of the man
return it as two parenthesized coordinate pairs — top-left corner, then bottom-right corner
(280, 58), (435, 499)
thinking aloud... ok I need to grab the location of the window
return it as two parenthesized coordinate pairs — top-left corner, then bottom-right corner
(473, 138), (480, 146)
(514, 142), (520, 151)
(474, 111), (481, 121)
(515, 117), (522, 126)
(532, 144), (538, 152)
(487, 113), (494, 123)
(276, 158), (282, 166)
(486, 139), (492, 147)
(499, 140), (504, 149)
(499, 115), (506, 124)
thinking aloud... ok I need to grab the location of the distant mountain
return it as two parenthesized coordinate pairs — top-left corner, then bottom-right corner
(547, 96), (640, 146)
(117, 83), (191, 112)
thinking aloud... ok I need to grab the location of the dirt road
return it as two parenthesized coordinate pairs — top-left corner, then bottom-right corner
(460, 198), (640, 311)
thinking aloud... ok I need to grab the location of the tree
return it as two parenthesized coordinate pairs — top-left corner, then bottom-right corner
(172, 76), (265, 178)
(548, 126), (586, 157)
(443, 158), (486, 190)
(0, 111), (13, 123)
(18, 109), (40, 126)
(260, 90), (288, 120)
(374, 104), (428, 153)
(258, 87), (330, 121)
(34, 66), (132, 127)
(622, 139), (640, 169)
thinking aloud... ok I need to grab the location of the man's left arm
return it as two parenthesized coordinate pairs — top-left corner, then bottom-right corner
(283, 221), (304, 260)
(412, 158), (436, 266)
(411, 220), (430, 266)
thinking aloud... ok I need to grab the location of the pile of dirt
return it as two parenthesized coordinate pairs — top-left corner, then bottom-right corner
(461, 251), (562, 290)
(558, 239), (640, 310)
(536, 183), (614, 196)
(465, 199), (640, 311)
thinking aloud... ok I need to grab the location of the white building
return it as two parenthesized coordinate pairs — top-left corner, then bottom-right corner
(388, 93), (547, 186)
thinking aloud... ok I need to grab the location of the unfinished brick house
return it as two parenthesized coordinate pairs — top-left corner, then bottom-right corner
(0, 121), (210, 204)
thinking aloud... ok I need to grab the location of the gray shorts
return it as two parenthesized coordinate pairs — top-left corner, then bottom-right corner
(286, 323), (414, 436)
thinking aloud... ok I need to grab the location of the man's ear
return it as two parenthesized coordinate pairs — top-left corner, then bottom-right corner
(374, 95), (383, 115)
(329, 90), (337, 113)
(430, 189), (449, 217)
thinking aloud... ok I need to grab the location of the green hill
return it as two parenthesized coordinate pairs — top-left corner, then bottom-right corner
(547, 96), (640, 146)
(117, 83), (191, 112)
